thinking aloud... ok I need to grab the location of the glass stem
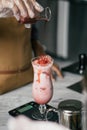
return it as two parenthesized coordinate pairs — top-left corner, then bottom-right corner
(39, 104), (47, 118)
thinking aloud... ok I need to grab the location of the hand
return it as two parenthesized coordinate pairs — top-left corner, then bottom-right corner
(8, 115), (69, 130)
(31, 40), (64, 80)
(1, 0), (44, 20)
(51, 63), (63, 81)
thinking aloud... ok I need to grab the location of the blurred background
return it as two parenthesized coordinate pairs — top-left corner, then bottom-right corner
(36, 0), (87, 61)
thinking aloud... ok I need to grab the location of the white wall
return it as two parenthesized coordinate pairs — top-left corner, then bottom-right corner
(57, 0), (70, 59)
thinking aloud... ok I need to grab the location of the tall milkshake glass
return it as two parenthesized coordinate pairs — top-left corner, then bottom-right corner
(31, 55), (53, 120)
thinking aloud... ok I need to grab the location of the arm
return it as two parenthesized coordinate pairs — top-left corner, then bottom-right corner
(31, 24), (45, 57)
(31, 24), (63, 79)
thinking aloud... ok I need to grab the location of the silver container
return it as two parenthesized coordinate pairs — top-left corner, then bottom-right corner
(58, 99), (82, 130)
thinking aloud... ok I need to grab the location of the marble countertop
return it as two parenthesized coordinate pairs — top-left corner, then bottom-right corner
(0, 60), (84, 130)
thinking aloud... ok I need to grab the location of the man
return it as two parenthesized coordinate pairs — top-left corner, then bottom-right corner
(0, 0), (63, 94)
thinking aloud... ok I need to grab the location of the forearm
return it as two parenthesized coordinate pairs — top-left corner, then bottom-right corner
(31, 24), (46, 56)
(31, 40), (45, 57)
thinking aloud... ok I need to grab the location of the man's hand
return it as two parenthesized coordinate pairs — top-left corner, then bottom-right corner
(32, 40), (64, 80)
(51, 63), (63, 80)
(1, 0), (44, 20)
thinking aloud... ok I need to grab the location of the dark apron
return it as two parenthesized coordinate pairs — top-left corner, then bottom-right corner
(0, 17), (33, 94)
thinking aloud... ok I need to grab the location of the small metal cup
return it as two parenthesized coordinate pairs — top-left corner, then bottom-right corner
(58, 100), (82, 130)
(46, 99), (82, 130)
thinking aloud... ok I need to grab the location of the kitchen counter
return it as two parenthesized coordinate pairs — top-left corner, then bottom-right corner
(0, 60), (84, 130)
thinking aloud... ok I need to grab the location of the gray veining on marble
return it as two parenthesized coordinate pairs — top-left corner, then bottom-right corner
(0, 68), (83, 130)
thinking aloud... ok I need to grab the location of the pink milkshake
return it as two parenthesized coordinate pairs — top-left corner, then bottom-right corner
(32, 55), (53, 105)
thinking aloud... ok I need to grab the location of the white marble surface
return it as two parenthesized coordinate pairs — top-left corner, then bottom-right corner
(0, 61), (84, 130)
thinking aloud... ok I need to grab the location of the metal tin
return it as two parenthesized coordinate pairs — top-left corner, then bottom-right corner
(58, 99), (82, 130)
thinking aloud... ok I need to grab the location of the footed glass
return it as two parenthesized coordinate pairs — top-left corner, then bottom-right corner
(31, 55), (53, 120)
